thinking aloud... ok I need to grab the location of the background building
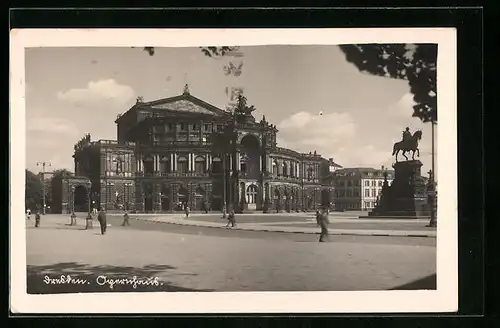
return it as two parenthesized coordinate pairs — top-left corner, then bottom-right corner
(52, 86), (338, 214)
(331, 167), (394, 211)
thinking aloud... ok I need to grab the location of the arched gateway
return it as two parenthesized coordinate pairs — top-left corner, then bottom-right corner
(51, 176), (91, 214)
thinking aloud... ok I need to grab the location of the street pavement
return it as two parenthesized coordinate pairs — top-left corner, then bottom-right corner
(119, 213), (437, 238)
(25, 214), (436, 293)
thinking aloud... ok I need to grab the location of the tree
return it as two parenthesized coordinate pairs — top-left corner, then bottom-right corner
(51, 169), (73, 180)
(139, 44), (437, 122)
(339, 44), (437, 123)
(25, 170), (43, 211)
(140, 46), (239, 58)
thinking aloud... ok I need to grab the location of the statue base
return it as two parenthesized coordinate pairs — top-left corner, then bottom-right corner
(367, 160), (431, 219)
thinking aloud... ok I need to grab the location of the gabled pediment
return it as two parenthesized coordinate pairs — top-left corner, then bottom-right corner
(145, 94), (228, 117)
(150, 99), (216, 115)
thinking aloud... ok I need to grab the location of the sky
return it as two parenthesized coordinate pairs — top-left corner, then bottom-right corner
(25, 45), (436, 176)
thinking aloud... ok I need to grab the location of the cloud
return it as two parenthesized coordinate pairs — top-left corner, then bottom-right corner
(56, 79), (135, 107)
(25, 114), (81, 172)
(276, 111), (356, 159)
(336, 145), (393, 169)
(27, 117), (80, 137)
(387, 92), (416, 118)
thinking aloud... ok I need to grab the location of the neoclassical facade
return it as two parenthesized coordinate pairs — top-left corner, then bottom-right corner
(56, 86), (338, 213)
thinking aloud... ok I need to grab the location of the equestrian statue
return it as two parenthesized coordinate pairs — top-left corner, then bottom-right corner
(392, 127), (423, 162)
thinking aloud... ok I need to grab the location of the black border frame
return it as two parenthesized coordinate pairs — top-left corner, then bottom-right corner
(8, 6), (486, 326)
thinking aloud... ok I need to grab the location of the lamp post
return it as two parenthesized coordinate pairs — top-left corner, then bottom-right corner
(36, 161), (51, 214)
(70, 185), (75, 217)
(427, 120), (437, 227)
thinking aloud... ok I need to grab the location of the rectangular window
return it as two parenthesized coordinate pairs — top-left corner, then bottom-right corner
(371, 189), (376, 197)
(365, 189), (370, 197)
(364, 180), (370, 186)
(364, 201), (370, 209)
(204, 124), (210, 131)
(180, 123), (186, 131)
(192, 124), (198, 130)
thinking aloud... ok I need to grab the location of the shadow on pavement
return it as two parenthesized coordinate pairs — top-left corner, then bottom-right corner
(27, 262), (212, 294)
(390, 274), (436, 290)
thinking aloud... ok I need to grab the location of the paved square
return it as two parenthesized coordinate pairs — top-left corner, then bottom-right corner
(26, 215), (436, 293)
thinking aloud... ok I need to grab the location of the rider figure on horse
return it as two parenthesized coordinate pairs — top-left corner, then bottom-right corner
(402, 127), (412, 143)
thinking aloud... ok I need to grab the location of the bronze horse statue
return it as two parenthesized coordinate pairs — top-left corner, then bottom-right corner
(392, 130), (422, 161)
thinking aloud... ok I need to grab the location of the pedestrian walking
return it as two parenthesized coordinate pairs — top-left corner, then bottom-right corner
(121, 210), (130, 227)
(317, 208), (330, 242)
(70, 212), (77, 226)
(97, 208), (107, 235)
(221, 203), (227, 219)
(226, 208), (236, 228)
(34, 211), (41, 227)
(204, 200), (209, 214)
(185, 205), (190, 218)
(26, 208), (31, 220)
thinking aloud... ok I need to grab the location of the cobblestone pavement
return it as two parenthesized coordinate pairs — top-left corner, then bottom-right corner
(26, 216), (436, 293)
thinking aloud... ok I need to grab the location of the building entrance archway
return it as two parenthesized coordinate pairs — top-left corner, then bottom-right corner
(240, 134), (261, 179)
(160, 185), (170, 211)
(178, 186), (189, 210)
(143, 184), (154, 213)
(274, 189), (281, 212)
(194, 186), (205, 211)
(73, 185), (89, 213)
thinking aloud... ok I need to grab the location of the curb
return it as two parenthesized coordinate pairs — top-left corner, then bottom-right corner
(133, 218), (436, 239)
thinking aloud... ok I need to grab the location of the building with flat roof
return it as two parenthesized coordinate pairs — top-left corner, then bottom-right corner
(330, 166), (394, 211)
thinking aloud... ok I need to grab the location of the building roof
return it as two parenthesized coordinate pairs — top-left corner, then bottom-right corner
(333, 167), (395, 177)
(115, 88), (230, 123)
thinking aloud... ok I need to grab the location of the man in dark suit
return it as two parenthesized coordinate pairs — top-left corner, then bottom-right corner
(97, 208), (107, 235)
(317, 208), (330, 242)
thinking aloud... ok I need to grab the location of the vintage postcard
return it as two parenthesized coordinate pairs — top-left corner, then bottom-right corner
(10, 28), (457, 313)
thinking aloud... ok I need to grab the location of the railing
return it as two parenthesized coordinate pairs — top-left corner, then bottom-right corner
(147, 140), (213, 147)
(135, 171), (210, 178)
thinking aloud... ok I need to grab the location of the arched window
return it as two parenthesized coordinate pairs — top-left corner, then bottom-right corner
(212, 157), (222, 173)
(307, 166), (313, 180)
(194, 156), (206, 174)
(159, 156), (170, 173)
(272, 159), (278, 176)
(177, 156), (188, 174)
(246, 185), (258, 204)
(143, 155), (154, 174)
(283, 161), (289, 177)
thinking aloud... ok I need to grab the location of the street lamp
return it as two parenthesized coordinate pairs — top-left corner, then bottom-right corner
(427, 120), (437, 227)
(70, 185), (75, 215)
(36, 161), (51, 214)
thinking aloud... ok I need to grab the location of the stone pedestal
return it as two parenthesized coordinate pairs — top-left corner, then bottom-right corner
(369, 160), (430, 218)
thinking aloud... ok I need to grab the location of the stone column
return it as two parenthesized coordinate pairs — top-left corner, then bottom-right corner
(170, 153), (174, 172)
(236, 151), (240, 171)
(188, 153), (192, 172)
(206, 154), (210, 171)
(259, 155), (262, 172)
(174, 153), (177, 171)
